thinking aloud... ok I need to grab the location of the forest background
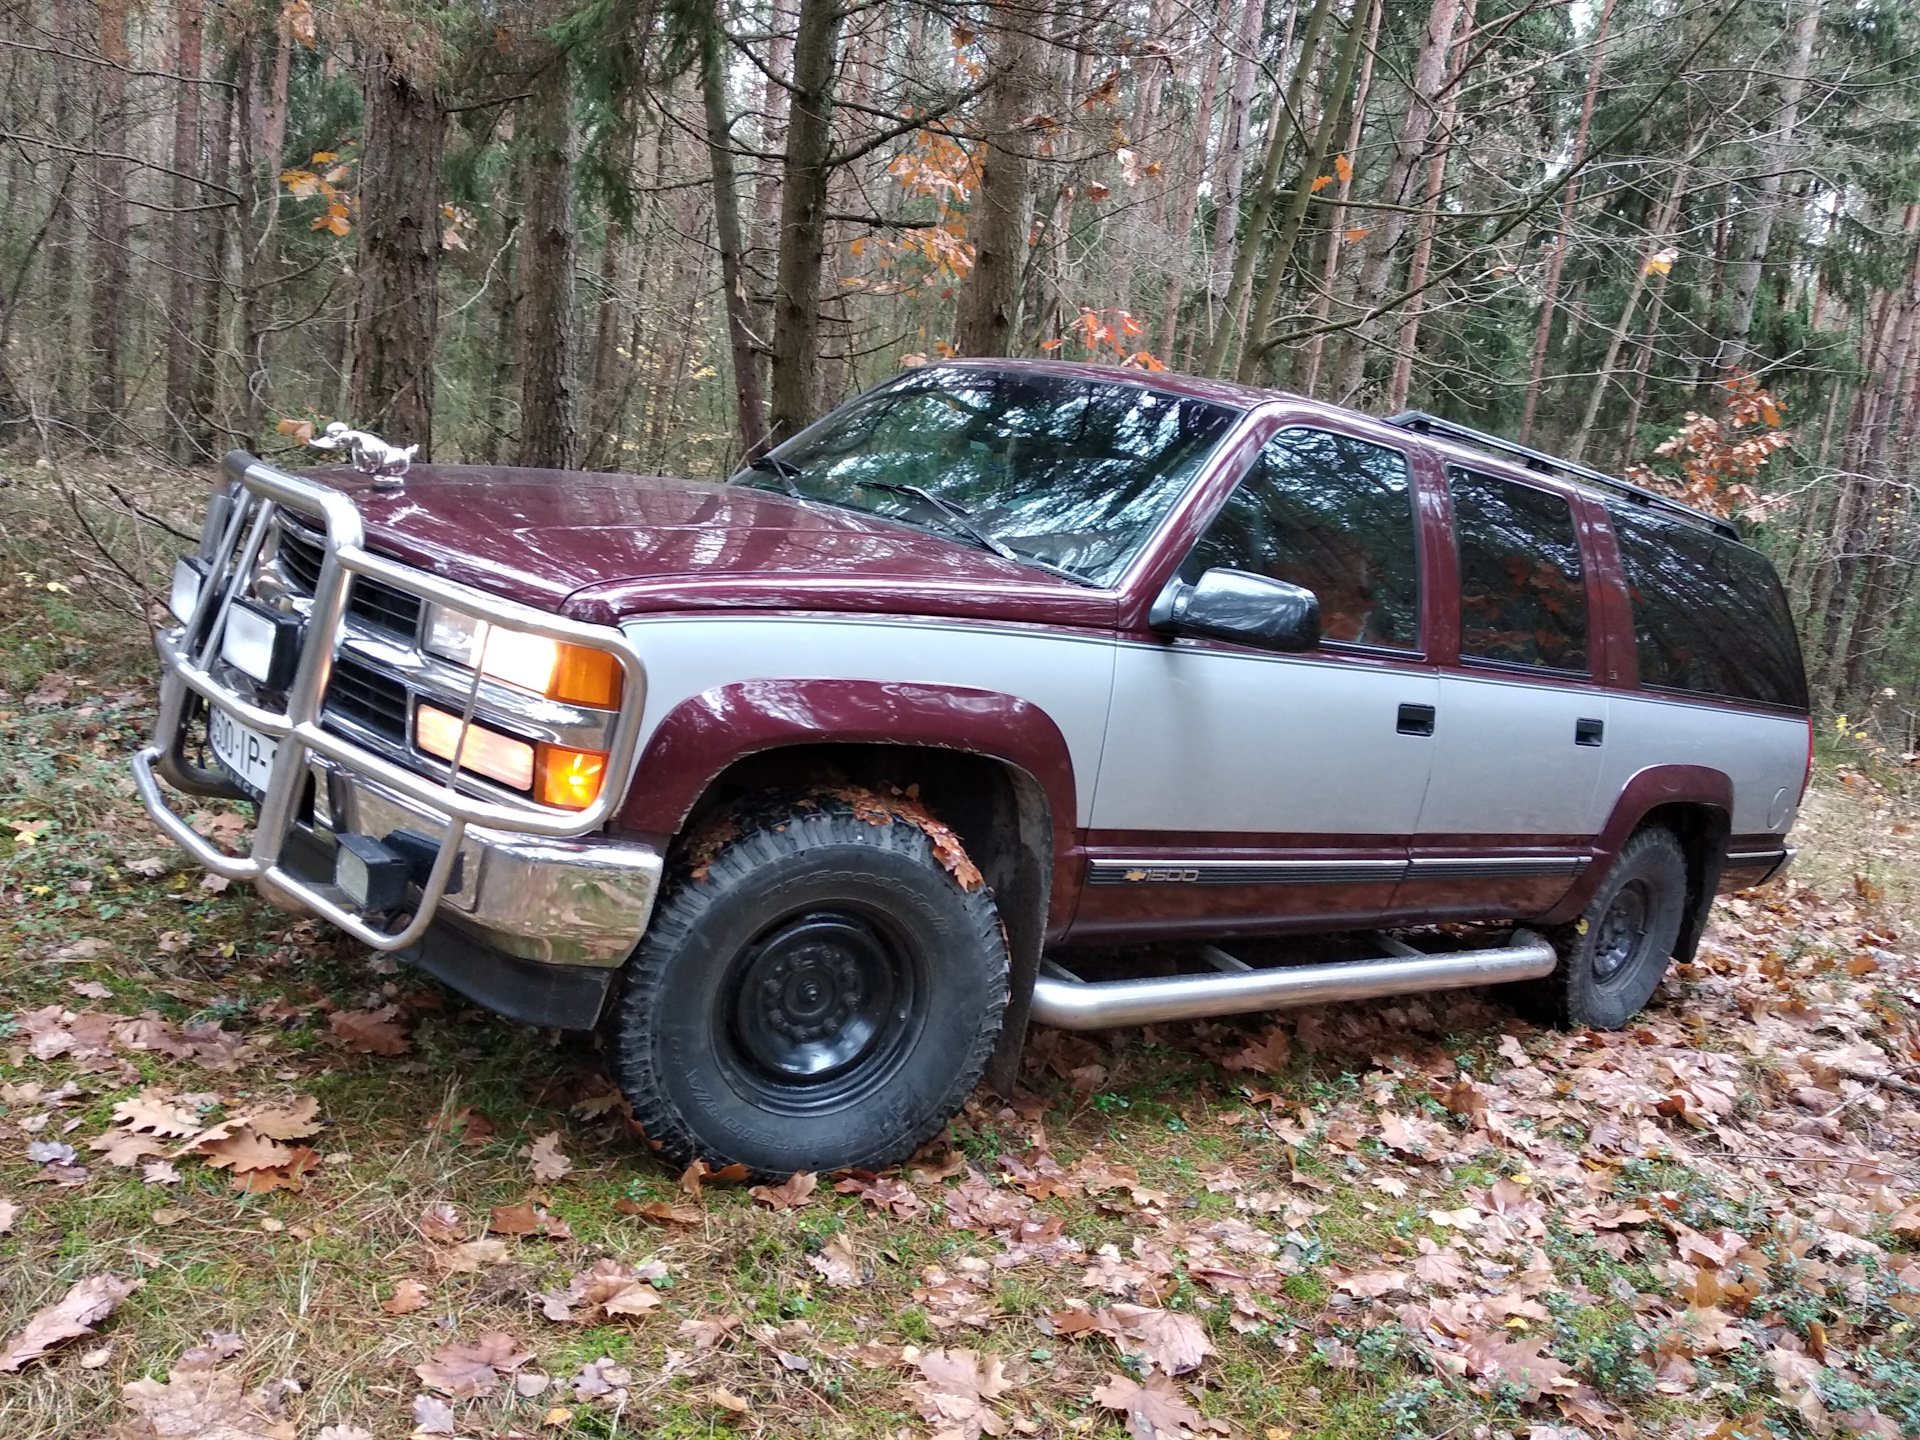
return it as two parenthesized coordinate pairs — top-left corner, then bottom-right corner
(2, 0), (1919, 734)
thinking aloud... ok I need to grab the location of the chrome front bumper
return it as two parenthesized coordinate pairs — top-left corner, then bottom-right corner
(133, 451), (660, 970)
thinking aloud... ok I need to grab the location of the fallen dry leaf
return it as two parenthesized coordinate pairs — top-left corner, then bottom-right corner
(525, 1132), (572, 1183)
(1093, 1369), (1221, 1437)
(1102, 1303), (1216, 1376)
(0, 1273), (142, 1372)
(808, 1232), (863, 1287)
(750, 1171), (819, 1209)
(415, 1331), (535, 1398)
(118, 1364), (295, 1440)
(327, 1007), (410, 1056)
(382, 1279), (431, 1316)
(0, 1199), (16, 1233)
(908, 1347), (1014, 1439)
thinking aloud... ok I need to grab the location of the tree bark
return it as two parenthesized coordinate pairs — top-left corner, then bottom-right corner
(1716, 0), (1819, 372)
(955, 11), (1039, 357)
(767, 0), (844, 443)
(700, 10), (769, 459)
(1295, 0), (1382, 396)
(1242, 0), (1374, 384)
(164, 0), (209, 460)
(351, 53), (446, 457)
(1330, 0), (1462, 401)
(1202, 0), (1336, 376)
(517, 48), (579, 468)
(1383, 0), (1476, 412)
(1207, 0), (1270, 330)
(1156, 0), (1232, 361)
(86, 0), (131, 449)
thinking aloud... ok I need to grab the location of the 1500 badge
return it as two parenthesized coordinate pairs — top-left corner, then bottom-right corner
(1122, 867), (1200, 882)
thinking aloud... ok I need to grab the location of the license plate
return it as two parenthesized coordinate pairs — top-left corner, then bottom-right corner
(208, 707), (279, 795)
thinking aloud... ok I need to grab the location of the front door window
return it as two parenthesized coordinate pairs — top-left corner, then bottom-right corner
(1181, 427), (1421, 650)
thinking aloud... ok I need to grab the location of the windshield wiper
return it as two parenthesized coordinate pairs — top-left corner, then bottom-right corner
(853, 481), (1021, 563)
(739, 454), (803, 495)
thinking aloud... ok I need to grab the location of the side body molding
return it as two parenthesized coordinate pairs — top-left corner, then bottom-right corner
(615, 677), (1084, 926)
(1544, 763), (1734, 958)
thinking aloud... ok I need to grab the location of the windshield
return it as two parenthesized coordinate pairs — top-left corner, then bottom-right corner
(732, 367), (1241, 586)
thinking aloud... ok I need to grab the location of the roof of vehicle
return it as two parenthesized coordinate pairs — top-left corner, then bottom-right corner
(936, 358), (1740, 540)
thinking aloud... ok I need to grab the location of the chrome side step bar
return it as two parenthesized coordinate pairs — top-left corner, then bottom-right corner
(1028, 931), (1557, 1030)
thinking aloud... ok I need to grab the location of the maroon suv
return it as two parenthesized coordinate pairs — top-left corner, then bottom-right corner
(137, 360), (1811, 1175)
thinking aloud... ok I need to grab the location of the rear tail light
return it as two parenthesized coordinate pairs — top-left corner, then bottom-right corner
(1799, 717), (1814, 802)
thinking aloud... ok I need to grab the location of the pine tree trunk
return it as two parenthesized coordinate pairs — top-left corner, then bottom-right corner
(164, 0), (208, 460)
(767, 0), (844, 443)
(1239, 0), (1373, 384)
(351, 53), (445, 457)
(1202, 0), (1336, 376)
(1156, 0), (1231, 361)
(1718, 0), (1819, 371)
(1295, 0), (1382, 396)
(193, 50), (238, 446)
(1329, 0), (1462, 401)
(1206, 0), (1269, 330)
(700, 14), (769, 458)
(517, 49), (579, 468)
(955, 12), (1038, 357)
(86, 0), (131, 449)
(1517, 0), (1615, 444)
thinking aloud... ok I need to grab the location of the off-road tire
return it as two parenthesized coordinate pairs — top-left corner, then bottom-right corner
(606, 796), (1010, 1178)
(1521, 826), (1690, 1029)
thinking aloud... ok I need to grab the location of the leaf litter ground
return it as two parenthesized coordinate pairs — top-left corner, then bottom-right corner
(1, 560), (1918, 1439)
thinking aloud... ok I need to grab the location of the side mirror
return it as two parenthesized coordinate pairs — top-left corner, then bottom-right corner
(1149, 568), (1321, 652)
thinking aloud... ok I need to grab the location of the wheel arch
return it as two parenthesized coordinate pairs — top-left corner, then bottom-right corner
(1551, 764), (1733, 963)
(620, 679), (1085, 1093)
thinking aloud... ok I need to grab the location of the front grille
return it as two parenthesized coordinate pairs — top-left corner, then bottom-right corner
(323, 654), (410, 744)
(278, 528), (424, 638)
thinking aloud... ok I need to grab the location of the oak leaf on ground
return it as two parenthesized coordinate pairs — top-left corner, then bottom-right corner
(750, 1171), (819, 1209)
(0, 1273), (141, 1371)
(118, 1363), (295, 1439)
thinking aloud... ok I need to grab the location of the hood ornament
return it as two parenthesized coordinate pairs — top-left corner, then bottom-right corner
(309, 422), (416, 487)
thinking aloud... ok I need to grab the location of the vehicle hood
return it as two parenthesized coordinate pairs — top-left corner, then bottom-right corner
(319, 463), (1118, 628)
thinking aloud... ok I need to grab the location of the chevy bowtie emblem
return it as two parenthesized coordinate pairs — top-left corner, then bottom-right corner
(308, 421), (416, 487)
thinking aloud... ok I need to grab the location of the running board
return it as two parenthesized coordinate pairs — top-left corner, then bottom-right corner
(1028, 931), (1557, 1030)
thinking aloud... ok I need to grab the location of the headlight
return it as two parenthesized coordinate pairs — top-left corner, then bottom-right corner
(422, 604), (622, 707)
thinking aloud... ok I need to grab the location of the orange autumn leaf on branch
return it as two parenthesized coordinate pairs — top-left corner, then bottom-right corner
(1624, 370), (1790, 518)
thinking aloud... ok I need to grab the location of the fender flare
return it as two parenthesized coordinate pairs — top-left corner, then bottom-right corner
(1545, 764), (1732, 958)
(615, 676), (1083, 910)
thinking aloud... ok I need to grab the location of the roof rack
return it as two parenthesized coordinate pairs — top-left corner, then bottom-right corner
(1384, 410), (1739, 538)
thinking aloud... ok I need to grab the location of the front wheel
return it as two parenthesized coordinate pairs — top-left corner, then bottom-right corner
(605, 795), (1009, 1177)
(1525, 826), (1689, 1029)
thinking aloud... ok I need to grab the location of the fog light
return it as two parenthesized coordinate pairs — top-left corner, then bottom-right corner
(335, 832), (409, 911)
(220, 599), (301, 688)
(169, 556), (210, 625)
(414, 704), (537, 791)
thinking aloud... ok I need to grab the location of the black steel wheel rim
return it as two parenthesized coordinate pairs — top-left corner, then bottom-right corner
(1593, 879), (1651, 981)
(718, 910), (925, 1113)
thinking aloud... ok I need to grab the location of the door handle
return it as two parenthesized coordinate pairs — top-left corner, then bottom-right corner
(1397, 703), (1436, 736)
(1575, 717), (1605, 747)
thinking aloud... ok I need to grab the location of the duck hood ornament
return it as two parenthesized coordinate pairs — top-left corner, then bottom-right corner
(308, 421), (417, 488)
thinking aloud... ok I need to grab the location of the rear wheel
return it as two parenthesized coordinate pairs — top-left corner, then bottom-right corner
(1527, 826), (1689, 1029)
(605, 796), (1009, 1177)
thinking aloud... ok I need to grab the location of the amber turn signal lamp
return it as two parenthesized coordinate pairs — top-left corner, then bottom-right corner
(536, 743), (609, 810)
(415, 705), (536, 792)
(548, 645), (623, 708)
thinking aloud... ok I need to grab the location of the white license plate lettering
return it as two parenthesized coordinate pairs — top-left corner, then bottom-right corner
(209, 708), (278, 793)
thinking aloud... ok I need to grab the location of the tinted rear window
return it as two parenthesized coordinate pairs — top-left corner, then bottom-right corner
(1610, 509), (1808, 711)
(1451, 469), (1588, 672)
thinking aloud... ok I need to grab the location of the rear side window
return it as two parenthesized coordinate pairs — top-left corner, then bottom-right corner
(1610, 508), (1809, 711)
(1450, 469), (1589, 672)
(1181, 428), (1420, 649)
